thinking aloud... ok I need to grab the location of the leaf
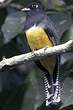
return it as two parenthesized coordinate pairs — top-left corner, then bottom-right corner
(12, 0), (37, 5)
(48, 11), (72, 39)
(0, 8), (7, 28)
(60, 77), (73, 109)
(1, 7), (26, 43)
(64, 0), (73, 5)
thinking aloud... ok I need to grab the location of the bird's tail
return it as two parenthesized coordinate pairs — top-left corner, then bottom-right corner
(44, 74), (53, 106)
(44, 57), (62, 107)
(52, 72), (61, 105)
(44, 73), (61, 107)
(52, 56), (61, 106)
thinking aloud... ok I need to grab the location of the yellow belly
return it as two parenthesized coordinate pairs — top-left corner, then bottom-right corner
(26, 26), (53, 50)
(26, 26), (56, 74)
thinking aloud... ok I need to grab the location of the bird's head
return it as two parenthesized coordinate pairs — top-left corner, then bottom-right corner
(23, 2), (46, 32)
(21, 1), (43, 12)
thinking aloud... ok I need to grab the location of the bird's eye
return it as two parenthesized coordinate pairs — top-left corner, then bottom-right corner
(31, 4), (39, 9)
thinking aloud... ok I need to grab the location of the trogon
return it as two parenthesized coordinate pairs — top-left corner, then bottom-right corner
(23, 2), (61, 107)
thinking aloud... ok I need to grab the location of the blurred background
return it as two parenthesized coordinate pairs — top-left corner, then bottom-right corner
(0, 0), (73, 110)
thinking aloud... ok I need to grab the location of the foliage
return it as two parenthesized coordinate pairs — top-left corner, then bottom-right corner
(0, 0), (73, 110)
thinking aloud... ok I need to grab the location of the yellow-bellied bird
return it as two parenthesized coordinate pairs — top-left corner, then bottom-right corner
(23, 2), (61, 107)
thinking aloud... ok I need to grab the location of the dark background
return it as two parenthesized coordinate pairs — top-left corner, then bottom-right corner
(0, 0), (73, 110)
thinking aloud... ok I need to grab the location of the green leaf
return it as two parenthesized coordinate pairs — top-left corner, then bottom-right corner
(60, 26), (73, 42)
(12, 0), (37, 6)
(0, 8), (7, 28)
(2, 8), (26, 43)
(64, 0), (73, 5)
(48, 11), (72, 39)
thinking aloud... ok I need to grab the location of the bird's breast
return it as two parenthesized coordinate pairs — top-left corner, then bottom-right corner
(26, 26), (56, 74)
(26, 26), (53, 50)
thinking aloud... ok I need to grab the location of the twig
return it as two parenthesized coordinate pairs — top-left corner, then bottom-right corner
(0, 0), (13, 8)
(0, 40), (73, 70)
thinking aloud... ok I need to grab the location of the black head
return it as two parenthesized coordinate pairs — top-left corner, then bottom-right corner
(28, 3), (38, 9)
(22, 2), (44, 12)
(27, 2), (43, 10)
(23, 2), (46, 30)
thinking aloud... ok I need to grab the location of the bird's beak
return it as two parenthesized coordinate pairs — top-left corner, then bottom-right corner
(21, 8), (31, 11)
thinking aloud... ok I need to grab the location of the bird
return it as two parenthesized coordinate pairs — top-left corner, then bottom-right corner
(23, 1), (61, 107)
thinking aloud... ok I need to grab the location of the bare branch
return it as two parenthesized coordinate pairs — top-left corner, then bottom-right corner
(0, 40), (73, 70)
(0, 0), (13, 8)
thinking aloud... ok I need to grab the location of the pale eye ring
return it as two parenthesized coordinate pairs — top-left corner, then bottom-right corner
(32, 4), (38, 9)
(35, 4), (38, 8)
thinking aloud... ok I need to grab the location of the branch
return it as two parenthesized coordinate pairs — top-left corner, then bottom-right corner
(0, 40), (73, 70)
(0, 0), (13, 8)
